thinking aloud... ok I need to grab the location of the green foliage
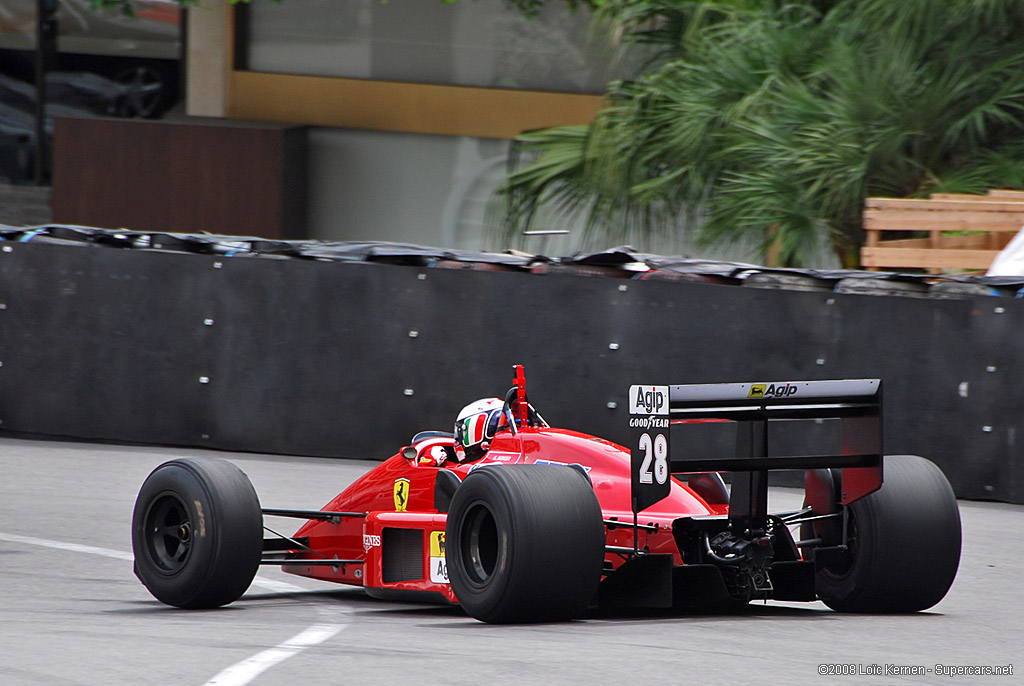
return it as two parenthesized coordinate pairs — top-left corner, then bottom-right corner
(496, 0), (1024, 266)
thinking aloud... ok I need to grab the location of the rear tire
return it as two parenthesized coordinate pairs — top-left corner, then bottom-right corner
(132, 458), (263, 609)
(816, 455), (961, 613)
(445, 465), (604, 623)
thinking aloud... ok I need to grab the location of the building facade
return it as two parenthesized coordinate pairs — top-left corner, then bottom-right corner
(187, 0), (836, 264)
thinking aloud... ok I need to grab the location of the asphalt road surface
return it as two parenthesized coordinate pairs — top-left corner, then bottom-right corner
(0, 437), (1019, 685)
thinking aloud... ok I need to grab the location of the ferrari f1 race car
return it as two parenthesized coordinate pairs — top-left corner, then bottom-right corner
(132, 366), (961, 623)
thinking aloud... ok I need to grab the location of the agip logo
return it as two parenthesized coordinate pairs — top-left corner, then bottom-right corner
(629, 385), (669, 415)
(748, 383), (799, 399)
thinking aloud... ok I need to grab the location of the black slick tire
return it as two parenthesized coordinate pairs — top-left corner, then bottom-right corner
(445, 465), (605, 623)
(132, 458), (263, 609)
(816, 455), (961, 613)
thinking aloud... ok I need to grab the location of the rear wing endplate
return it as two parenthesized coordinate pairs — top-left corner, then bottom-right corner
(628, 379), (883, 515)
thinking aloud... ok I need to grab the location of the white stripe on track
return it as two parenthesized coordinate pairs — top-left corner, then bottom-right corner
(0, 532), (307, 593)
(249, 576), (309, 594)
(0, 532), (134, 560)
(202, 623), (345, 686)
(0, 531), (346, 685)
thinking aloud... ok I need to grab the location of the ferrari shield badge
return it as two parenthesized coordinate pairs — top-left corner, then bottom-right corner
(393, 478), (410, 512)
(429, 531), (448, 583)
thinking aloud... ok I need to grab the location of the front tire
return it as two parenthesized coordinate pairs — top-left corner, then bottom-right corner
(445, 465), (605, 623)
(816, 455), (961, 613)
(132, 458), (263, 608)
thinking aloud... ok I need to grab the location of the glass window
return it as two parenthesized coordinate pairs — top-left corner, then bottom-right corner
(245, 0), (642, 93)
(0, 0), (180, 59)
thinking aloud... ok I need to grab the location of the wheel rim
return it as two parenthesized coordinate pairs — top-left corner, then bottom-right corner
(116, 66), (163, 118)
(461, 502), (499, 585)
(820, 510), (858, 581)
(143, 493), (193, 574)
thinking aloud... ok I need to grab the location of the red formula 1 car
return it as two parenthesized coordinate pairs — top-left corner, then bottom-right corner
(132, 366), (961, 623)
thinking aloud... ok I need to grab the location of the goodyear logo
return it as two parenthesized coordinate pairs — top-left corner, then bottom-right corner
(393, 478), (410, 512)
(748, 383), (799, 399)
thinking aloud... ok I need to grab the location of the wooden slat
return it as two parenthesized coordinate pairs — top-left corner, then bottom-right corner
(862, 215), (1024, 232)
(987, 189), (1024, 200)
(860, 247), (998, 270)
(928, 193), (1004, 202)
(862, 235), (1006, 249)
(863, 214), (1024, 226)
(864, 197), (1024, 212)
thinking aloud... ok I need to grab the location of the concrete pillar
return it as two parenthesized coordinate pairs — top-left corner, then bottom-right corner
(186, 0), (231, 117)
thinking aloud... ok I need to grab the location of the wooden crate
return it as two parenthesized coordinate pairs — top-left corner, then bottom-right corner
(861, 190), (1024, 272)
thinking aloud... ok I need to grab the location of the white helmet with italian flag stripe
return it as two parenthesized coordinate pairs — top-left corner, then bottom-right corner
(453, 397), (505, 462)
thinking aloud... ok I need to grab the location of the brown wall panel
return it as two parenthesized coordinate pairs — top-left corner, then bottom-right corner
(51, 117), (307, 239)
(227, 72), (604, 139)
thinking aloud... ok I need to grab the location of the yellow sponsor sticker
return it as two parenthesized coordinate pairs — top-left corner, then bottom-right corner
(393, 478), (410, 512)
(429, 531), (448, 583)
(748, 384), (766, 399)
(429, 531), (446, 558)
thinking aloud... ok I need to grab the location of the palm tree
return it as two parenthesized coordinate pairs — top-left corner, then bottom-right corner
(495, 0), (1024, 267)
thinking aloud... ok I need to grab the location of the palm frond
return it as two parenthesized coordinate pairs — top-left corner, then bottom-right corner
(492, 0), (1024, 266)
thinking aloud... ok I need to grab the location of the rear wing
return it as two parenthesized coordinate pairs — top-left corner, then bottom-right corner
(628, 379), (883, 515)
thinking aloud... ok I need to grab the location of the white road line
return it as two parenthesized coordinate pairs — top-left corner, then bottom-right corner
(0, 532), (133, 560)
(0, 532), (309, 594)
(0, 531), (347, 684)
(202, 623), (345, 686)
(249, 576), (309, 594)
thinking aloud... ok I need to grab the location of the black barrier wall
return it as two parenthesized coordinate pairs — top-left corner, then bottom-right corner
(0, 238), (1021, 503)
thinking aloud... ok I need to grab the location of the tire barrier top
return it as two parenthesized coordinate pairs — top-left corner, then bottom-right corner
(5, 223), (1024, 298)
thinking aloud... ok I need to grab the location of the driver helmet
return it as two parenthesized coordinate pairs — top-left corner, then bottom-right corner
(453, 397), (505, 462)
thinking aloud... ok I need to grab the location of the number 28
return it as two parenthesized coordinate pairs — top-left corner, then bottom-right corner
(638, 432), (669, 485)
